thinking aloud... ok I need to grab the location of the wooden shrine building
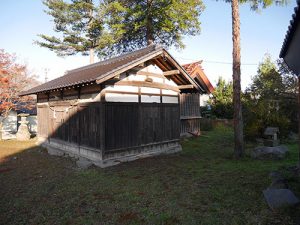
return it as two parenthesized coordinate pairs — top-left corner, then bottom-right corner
(20, 45), (213, 167)
(181, 61), (214, 135)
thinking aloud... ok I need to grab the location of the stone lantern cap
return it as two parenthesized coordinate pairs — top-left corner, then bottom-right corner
(264, 127), (279, 137)
(263, 127), (280, 147)
(18, 113), (30, 124)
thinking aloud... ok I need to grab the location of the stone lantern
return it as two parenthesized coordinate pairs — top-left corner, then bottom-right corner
(263, 127), (280, 147)
(16, 113), (31, 141)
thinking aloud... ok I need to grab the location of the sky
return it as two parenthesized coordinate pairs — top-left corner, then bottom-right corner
(0, 0), (298, 89)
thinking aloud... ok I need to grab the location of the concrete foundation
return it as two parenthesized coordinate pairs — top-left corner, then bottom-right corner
(41, 138), (182, 168)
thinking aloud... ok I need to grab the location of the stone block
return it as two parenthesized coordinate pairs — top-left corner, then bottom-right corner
(263, 188), (300, 210)
(252, 145), (288, 160)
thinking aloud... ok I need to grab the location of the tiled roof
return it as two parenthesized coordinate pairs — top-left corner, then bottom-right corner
(20, 44), (163, 96)
(182, 61), (214, 94)
(280, 0), (300, 58)
(182, 61), (203, 74)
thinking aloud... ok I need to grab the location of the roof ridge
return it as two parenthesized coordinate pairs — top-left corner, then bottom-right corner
(66, 44), (161, 75)
(181, 60), (203, 67)
(19, 44), (164, 95)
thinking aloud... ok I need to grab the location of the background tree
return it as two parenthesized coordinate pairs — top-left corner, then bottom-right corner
(36, 0), (109, 63)
(243, 55), (297, 140)
(226, 0), (287, 158)
(248, 54), (284, 99)
(208, 77), (233, 119)
(0, 49), (39, 139)
(37, 0), (204, 60)
(104, 0), (204, 55)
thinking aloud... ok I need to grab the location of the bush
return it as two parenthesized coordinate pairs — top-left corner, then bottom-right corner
(243, 99), (292, 140)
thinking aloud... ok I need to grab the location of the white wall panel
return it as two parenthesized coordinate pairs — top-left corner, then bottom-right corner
(105, 93), (138, 102)
(165, 78), (177, 87)
(162, 89), (178, 96)
(105, 85), (138, 93)
(162, 96), (178, 104)
(140, 87), (160, 94)
(151, 77), (164, 83)
(127, 74), (146, 81)
(141, 95), (160, 103)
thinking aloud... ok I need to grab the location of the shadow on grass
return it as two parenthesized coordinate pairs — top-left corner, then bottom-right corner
(0, 127), (299, 225)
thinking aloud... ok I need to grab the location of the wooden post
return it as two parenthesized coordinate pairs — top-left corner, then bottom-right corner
(99, 102), (105, 158)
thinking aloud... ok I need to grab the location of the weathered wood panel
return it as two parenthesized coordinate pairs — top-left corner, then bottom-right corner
(104, 102), (180, 151)
(105, 103), (139, 150)
(37, 104), (49, 139)
(180, 93), (201, 134)
(78, 103), (102, 148)
(180, 118), (200, 134)
(48, 102), (103, 150)
(180, 93), (200, 117)
(45, 101), (180, 152)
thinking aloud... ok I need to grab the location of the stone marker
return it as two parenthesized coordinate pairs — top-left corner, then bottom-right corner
(263, 188), (300, 210)
(16, 114), (31, 141)
(252, 145), (288, 159)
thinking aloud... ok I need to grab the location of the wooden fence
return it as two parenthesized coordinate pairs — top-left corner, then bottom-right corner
(200, 118), (233, 131)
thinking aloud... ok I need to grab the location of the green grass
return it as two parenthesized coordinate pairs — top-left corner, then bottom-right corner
(0, 126), (299, 225)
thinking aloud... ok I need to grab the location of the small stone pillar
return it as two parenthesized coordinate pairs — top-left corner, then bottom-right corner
(16, 114), (31, 141)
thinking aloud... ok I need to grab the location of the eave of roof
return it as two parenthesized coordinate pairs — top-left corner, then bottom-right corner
(182, 61), (214, 94)
(280, 0), (300, 58)
(20, 44), (202, 96)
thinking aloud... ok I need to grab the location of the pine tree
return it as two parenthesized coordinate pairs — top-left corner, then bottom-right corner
(37, 0), (204, 60)
(104, 0), (204, 54)
(36, 0), (110, 63)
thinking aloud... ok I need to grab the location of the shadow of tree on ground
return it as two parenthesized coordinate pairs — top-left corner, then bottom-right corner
(0, 132), (299, 225)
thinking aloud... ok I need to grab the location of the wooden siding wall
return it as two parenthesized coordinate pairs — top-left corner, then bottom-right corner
(105, 103), (180, 151)
(37, 105), (49, 139)
(180, 93), (201, 134)
(38, 102), (180, 153)
(47, 102), (103, 149)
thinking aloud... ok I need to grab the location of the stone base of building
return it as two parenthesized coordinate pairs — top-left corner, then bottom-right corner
(40, 138), (182, 168)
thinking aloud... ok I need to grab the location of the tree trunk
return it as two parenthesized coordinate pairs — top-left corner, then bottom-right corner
(298, 76), (300, 167)
(90, 48), (94, 64)
(146, 0), (154, 45)
(0, 122), (2, 141)
(231, 0), (244, 158)
(88, 7), (95, 64)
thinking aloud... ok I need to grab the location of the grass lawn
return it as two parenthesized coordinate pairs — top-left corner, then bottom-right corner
(0, 126), (299, 225)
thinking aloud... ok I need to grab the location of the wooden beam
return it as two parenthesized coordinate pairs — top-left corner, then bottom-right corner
(136, 70), (164, 78)
(163, 70), (180, 76)
(96, 51), (163, 84)
(163, 52), (199, 91)
(104, 90), (177, 97)
(173, 74), (187, 85)
(115, 80), (180, 92)
(153, 58), (169, 71)
(178, 85), (194, 90)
